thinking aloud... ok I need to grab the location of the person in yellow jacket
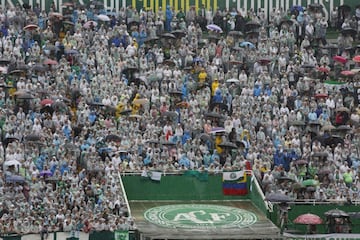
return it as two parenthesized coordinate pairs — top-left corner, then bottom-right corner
(215, 134), (223, 154)
(198, 68), (207, 84)
(131, 93), (141, 114)
(211, 78), (219, 96)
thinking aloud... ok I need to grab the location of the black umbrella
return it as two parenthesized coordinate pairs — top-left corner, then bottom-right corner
(161, 111), (179, 120)
(338, 5), (351, 12)
(40, 105), (54, 115)
(235, 140), (245, 148)
(308, 3), (323, 9)
(218, 142), (238, 149)
(17, 93), (35, 99)
(52, 101), (68, 111)
(8, 69), (26, 76)
(294, 159), (308, 165)
(160, 141), (176, 146)
(245, 20), (261, 29)
(341, 28), (357, 36)
(163, 60), (176, 67)
(277, 176), (295, 182)
(32, 64), (47, 72)
(288, 120), (306, 126)
(228, 31), (243, 37)
(280, 18), (294, 26)
(120, 109), (132, 116)
(169, 90), (183, 96)
(128, 19), (140, 27)
(199, 133), (213, 142)
(325, 209), (349, 217)
(144, 36), (159, 43)
(147, 139), (159, 144)
(105, 134), (122, 142)
(171, 30), (186, 38)
(324, 135), (344, 147)
(301, 64), (316, 69)
(266, 192), (293, 203)
(0, 59), (11, 65)
(161, 33), (176, 39)
(204, 112), (223, 119)
(87, 101), (105, 107)
(24, 134), (42, 141)
(209, 102), (228, 112)
(3, 137), (19, 147)
(207, 34), (221, 40)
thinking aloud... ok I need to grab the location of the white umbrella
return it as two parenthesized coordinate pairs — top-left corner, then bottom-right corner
(97, 14), (110, 21)
(4, 159), (21, 167)
(226, 78), (240, 83)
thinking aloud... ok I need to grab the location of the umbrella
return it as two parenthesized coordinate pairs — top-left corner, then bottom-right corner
(294, 214), (323, 225)
(17, 93), (35, 99)
(226, 78), (240, 84)
(302, 179), (319, 186)
(206, 24), (223, 32)
(169, 90), (183, 96)
(147, 139), (159, 145)
(288, 120), (305, 126)
(338, 5), (351, 12)
(317, 67), (330, 73)
(62, 2), (74, 7)
(321, 124), (336, 131)
(4, 160), (21, 167)
(258, 58), (272, 65)
(301, 64), (315, 69)
(280, 19), (294, 26)
(308, 3), (323, 9)
(3, 137), (19, 147)
(218, 142), (238, 149)
(161, 33), (176, 39)
(87, 101), (104, 107)
(240, 41), (255, 48)
(24, 134), (42, 141)
(171, 30), (187, 38)
(133, 98), (149, 105)
(333, 55), (347, 64)
(144, 36), (159, 43)
(63, 20), (75, 26)
(32, 64), (47, 72)
(40, 98), (54, 106)
(318, 169), (331, 175)
(353, 55), (360, 63)
(336, 107), (350, 113)
(335, 125), (352, 131)
(40, 170), (53, 177)
(245, 20), (261, 29)
(23, 24), (39, 31)
(9, 69), (26, 75)
(341, 28), (357, 36)
(199, 133), (213, 142)
(43, 59), (58, 65)
(277, 176), (295, 182)
(265, 192), (293, 203)
(52, 101), (68, 111)
(97, 14), (110, 21)
(83, 21), (98, 28)
(105, 134), (122, 142)
(228, 31), (243, 37)
(49, 12), (63, 19)
(294, 159), (308, 165)
(229, 60), (242, 65)
(160, 141), (176, 146)
(161, 111), (178, 120)
(64, 49), (79, 55)
(0, 58), (10, 65)
(210, 127), (226, 134)
(204, 112), (223, 119)
(325, 209), (349, 217)
(5, 175), (25, 183)
(40, 105), (54, 114)
(341, 70), (355, 76)
(176, 101), (190, 108)
(163, 59), (176, 67)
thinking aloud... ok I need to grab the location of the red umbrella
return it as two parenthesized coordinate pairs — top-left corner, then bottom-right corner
(315, 93), (328, 99)
(49, 12), (63, 19)
(294, 213), (323, 225)
(317, 66), (330, 73)
(83, 21), (98, 29)
(40, 99), (54, 106)
(353, 55), (360, 63)
(23, 24), (39, 31)
(333, 55), (347, 64)
(341, 70), (355, 76)
(44, 59), (58, 65)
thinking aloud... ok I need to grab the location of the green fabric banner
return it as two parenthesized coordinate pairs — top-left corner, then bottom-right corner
(183, 170), (209, 182)
(115, 230), (129, 240)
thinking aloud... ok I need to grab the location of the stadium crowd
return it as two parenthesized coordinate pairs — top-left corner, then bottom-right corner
(0, 0), (360, 237)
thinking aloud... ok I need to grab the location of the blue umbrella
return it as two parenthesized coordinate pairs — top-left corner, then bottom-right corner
(206, 24), (223, 33)
(6, 175), (25, 183)
(240, 41), (255, 48)
(65, 49), (79, 55)
(193, 57), (204, 63)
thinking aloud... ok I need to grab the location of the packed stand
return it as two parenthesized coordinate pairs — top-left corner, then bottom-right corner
(0, 1), (360, 236)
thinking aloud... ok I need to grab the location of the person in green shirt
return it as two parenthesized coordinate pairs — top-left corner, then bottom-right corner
(176, 8), (186, 22)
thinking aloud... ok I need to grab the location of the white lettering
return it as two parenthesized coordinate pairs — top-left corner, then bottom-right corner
(209, 213), (231, 221)
(173, 211), (213, 224)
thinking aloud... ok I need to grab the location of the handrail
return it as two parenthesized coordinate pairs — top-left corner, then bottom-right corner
(118, 172), (132, 218)
(251, 174), (274, 212)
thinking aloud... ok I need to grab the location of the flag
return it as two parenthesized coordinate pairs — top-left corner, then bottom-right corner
(222, 171), (248, 195)
(183, 170), (209, 182)
(115, 230), (129, 240)
(148, 171), (162, 181)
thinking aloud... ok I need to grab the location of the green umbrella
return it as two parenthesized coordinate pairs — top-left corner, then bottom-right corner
(302, 179), (319, 187)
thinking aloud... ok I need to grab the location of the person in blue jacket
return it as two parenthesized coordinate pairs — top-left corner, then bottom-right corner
(165, 5), (173, 32)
